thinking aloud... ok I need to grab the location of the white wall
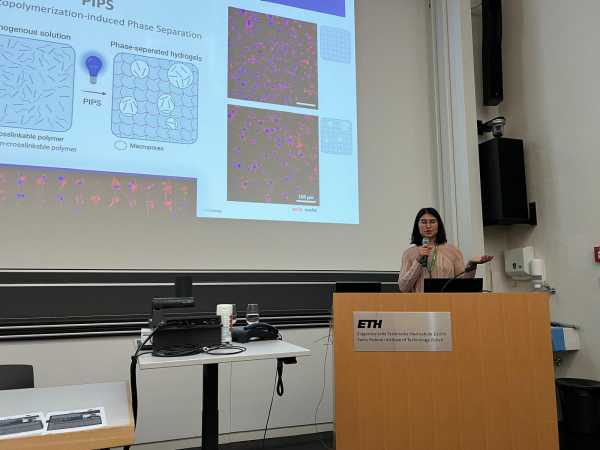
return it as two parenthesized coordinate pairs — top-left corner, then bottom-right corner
(472, 0), (600, 378)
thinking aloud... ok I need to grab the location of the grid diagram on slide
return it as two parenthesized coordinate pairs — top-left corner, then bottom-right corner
(111, 53), (199, 144)
(227, 105), (319, 206)
(320, 118), (352, 155)
(320, 26), (351, 64)
(228, 7), (318, 109)
(0, 35), (75, 132)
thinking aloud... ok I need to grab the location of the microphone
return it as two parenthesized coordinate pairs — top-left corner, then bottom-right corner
(419, 237), (430, 268)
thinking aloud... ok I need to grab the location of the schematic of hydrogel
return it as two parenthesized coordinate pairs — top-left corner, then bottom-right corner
(111, 53), (199, 144)
(0, 35), (75, 132)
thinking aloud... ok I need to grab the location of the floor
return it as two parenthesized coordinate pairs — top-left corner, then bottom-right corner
(182, 432), (334, 450)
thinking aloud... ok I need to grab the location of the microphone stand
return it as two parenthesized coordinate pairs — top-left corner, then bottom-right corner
(440, 271), (467, 293)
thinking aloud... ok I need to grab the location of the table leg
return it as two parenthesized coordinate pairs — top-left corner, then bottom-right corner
(202, 363), (219, 450)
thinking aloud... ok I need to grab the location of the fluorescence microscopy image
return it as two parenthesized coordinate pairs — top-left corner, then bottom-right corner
(112, 53), (198, 144)
(228, 105), (319, 206)
(0, 35), (75, 132)
(0, 164), (196, 218)
(228, 7), (318, 109)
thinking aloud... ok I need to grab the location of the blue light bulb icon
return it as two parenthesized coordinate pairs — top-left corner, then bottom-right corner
(85, 55), (103, 84)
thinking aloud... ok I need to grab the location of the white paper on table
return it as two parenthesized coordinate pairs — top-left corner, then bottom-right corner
(0, 412), (45, 439)
(44, 406), (106, 434)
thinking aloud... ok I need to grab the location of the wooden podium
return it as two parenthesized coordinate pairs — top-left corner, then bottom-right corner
(333, 293), (558, 450)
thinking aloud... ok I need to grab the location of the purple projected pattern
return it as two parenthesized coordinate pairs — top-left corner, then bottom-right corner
(228, 7), (318, 109)
(261, 0), (346, 17)
(228, 105), (319, 206)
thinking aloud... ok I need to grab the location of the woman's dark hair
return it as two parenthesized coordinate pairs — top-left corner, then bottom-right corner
(410, 207), (447, 245)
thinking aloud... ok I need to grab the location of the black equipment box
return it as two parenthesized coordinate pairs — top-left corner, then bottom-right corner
(153, 314), (222, 353)
(479, 137), (529, 225)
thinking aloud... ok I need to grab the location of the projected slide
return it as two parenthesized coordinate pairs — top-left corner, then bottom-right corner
(0, 0), (358, 224)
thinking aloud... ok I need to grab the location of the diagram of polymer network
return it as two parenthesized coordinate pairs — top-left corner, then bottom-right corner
(0, 34), (199, 145)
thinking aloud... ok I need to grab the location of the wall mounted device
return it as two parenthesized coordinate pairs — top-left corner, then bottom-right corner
(504, 247), (535, 280)
(504, 247), (555, 293)
(530, 258), (546, 289)
(482, 0), (503, 106)
(477, 116), (506, 137)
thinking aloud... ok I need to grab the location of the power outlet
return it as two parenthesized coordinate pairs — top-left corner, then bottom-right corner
(595, 246), (600, 264)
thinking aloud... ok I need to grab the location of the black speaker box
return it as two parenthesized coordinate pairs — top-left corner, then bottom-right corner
(479, 137), (529, 225)
(482, 0), (503, 106)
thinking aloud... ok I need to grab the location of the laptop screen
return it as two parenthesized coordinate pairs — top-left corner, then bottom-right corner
(424, 278), (483, 293)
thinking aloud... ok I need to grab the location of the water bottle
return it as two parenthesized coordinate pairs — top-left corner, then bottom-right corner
(216, 304), (234, 343)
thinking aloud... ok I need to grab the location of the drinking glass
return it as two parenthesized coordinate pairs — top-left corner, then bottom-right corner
(231, 304), (237, 326)
(246, 304), (259, 324)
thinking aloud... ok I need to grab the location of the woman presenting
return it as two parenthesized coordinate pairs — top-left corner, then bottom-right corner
(398, 207), (493, 293)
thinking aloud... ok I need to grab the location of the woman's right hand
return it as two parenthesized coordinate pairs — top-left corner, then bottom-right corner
(418, 244), (433, 258)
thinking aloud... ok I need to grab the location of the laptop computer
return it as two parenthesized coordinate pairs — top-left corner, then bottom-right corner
(424, 278), (483, 293)
(335, 282), (382, 293)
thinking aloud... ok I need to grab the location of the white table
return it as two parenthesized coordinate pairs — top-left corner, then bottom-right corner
(137, 340), (310, 449)
(0, 382), (134, 450)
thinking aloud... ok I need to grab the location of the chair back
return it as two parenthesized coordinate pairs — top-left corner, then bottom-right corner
(0, 365), (34, 390)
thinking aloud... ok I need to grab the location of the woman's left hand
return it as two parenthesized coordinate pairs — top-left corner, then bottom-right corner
(469, 255), (494, 265)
